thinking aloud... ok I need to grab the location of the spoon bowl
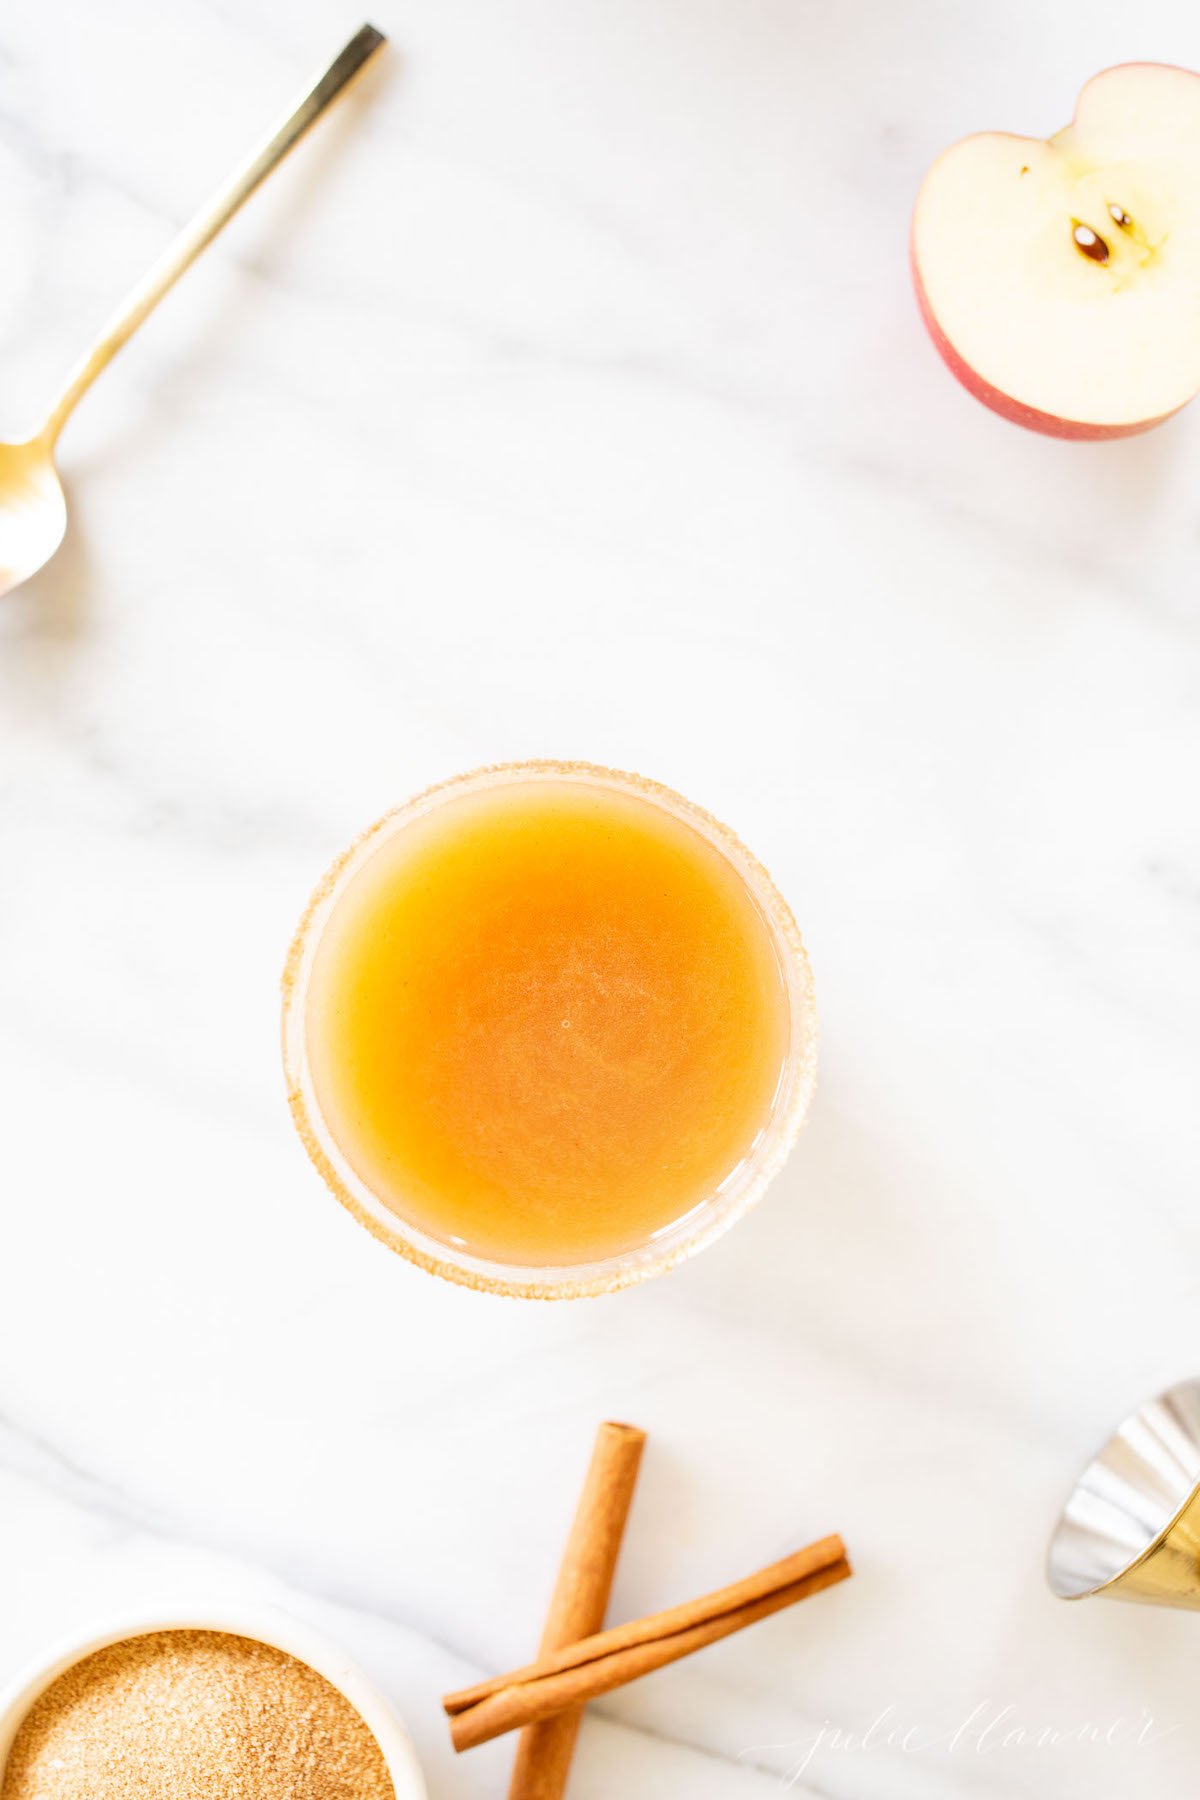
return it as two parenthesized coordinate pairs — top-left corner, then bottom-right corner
(0, 437), (66, 598)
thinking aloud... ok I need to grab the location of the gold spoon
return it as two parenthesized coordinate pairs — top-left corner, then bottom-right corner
(0, 21), (385, 597)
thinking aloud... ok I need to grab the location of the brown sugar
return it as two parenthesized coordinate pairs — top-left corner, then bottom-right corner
(0, 1629), (396, 1800)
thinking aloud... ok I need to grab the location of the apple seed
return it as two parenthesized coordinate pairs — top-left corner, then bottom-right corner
(1072, 222), (1110, 263)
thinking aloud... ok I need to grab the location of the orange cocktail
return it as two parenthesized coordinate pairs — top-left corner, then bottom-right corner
(283, 764), (816, 1295)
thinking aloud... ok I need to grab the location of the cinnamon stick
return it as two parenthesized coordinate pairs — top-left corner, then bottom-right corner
(445, 1534), (850, 1754)
(506, 1420), (645, 1799)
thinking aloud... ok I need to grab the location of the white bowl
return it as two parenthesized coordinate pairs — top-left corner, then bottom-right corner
(0, 1600), (427, 1798)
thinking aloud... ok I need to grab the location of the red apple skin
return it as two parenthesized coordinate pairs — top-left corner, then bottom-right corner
(910, 62), (1200, 441)
(910, 236), (1184, 441)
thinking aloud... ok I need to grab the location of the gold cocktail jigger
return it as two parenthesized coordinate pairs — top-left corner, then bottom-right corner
(1047, 1379), (1200, 1608)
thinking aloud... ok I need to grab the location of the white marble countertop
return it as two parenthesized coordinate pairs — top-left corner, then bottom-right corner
(2, 1), (1200, 1794)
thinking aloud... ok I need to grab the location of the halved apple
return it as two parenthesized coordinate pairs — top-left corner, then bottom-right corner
(912, 64), (1200, 438)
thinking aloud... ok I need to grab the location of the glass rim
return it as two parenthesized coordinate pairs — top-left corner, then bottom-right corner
(281, 760), (818, 1299)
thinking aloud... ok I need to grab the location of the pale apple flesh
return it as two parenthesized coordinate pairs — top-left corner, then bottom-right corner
(912, 64), (1200, 437)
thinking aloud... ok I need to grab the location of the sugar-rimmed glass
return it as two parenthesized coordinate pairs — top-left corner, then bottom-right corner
(281, 761), (817, 1299)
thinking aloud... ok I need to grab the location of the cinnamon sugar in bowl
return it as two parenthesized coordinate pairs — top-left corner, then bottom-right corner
(0, 1608), (426, 1800)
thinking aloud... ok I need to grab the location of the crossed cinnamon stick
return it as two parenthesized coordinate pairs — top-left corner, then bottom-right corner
(442, 1422), (851, 1796)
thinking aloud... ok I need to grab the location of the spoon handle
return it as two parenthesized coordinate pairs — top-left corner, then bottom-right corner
(38, 21), (385, 445)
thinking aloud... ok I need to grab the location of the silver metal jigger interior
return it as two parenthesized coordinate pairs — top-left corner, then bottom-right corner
(1047, 1378), (1200, 1607)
